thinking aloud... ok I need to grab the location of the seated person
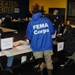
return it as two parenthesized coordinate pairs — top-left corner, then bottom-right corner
(1, 15), (12, 28)
(56, 20), (71, 41)
(0, 28), (14, 73)
(26, 11), (32, 20)
(57, 20), (71, 35)
(57, 22), (75, 56)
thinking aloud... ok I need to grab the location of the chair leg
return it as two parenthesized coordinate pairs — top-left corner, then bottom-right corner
(60, 58), (71, 69)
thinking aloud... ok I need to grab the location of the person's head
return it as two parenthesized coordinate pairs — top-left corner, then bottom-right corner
(32, 4), (41, 15)
(32, 9), (41, 15)
(66, 20), (70, 25)
(53, 9), (59, 15)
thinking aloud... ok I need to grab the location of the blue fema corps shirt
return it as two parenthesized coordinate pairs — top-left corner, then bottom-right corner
(26, 13), (55, 52)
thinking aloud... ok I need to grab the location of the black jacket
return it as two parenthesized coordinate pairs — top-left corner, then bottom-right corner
(45, 14), (63, 30)
(60, 27), (75, 56)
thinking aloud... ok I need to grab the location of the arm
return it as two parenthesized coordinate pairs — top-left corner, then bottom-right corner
(59, 28), (71, 41)
(26, 22), (32, 40)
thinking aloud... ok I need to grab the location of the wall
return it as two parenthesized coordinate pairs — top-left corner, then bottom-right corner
(29, 0), (67, 20)
(0, 0), (29, 19)
(29, 0), (67, 13)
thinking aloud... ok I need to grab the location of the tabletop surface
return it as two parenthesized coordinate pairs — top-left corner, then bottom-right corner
(0, 27), (17, 33)
(0, 40), (32, 57)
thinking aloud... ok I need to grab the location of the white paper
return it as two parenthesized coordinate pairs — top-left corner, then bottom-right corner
(1, 37), (13, 50)
(16, 45), (30, 50)
(0, 53), (3, 56)
(2, 51), (11, 55)
(57, 42), (64, 51)
(21, 56), (27, 64)
(13, 40), (27, 47)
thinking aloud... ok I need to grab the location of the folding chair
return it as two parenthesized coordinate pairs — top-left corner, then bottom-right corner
(62, 52), (75, 68)
(57, 42), (65, 68)
(57, 42), (75, 69)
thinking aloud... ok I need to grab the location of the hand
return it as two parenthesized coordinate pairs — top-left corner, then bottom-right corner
(53, 40), (57, 45)
(57, 33), (62, 38)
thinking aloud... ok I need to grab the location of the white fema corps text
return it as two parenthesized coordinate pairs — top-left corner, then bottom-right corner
(33, 23), (49, 35)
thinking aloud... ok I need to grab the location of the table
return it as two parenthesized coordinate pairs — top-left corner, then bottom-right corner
(71, 25), (75, 28)
(0, 27), (17, 33)
(0, 41), (32, 70)
(0, 41), (32, 57)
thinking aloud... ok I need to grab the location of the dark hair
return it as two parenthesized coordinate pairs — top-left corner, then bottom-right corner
(32, 4), (41, 14)
(32, 9), (41, 14)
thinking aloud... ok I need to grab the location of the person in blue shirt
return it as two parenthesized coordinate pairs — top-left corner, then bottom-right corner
(26, 9), (55, 75)
(0, 29), (14, 73)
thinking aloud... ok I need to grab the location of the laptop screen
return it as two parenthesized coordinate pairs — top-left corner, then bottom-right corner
(1, 37), (13, 51)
